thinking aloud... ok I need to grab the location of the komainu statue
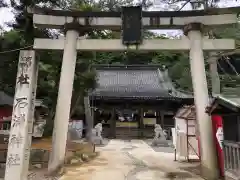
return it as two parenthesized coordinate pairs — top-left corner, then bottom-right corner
(92, 123), (103, 145)
(152, 124), (168, 146)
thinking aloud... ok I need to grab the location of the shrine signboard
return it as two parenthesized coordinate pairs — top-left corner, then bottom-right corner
(216, 127), (224, 149)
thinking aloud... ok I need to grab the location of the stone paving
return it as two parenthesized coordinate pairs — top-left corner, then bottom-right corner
(59, 139), (204, 180)
(0, 139), (204, 180)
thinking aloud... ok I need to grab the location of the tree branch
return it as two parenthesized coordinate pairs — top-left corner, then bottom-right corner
(178, 0), (191, 11)
(225, 56), (240, 76)
(162, 0), (187, 5)
(0, 0), (8, 8)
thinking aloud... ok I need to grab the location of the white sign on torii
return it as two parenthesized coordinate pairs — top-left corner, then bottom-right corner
(4, 6), (239, 180)
(216, 127), (224, 149)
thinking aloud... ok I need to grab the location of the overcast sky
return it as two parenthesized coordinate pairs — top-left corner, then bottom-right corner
(0, 0), (239, 34)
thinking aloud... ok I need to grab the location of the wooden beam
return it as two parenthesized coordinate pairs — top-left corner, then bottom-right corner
(32, 13), (238, 30)
(29, 6), (240, 29)
(29, 6), (240, 17)
(34, 38), (235, 51)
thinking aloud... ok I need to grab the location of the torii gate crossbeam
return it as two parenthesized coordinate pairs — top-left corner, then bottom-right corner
(34, 38), (235, 51)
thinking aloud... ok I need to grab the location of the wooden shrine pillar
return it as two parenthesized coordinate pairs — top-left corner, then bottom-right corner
(110, 108), (116, 138)
(139, 108), (144, 138)
(156, 111), (164, 128)
(156, 111), (160, 124)
(160, 111), (164, 129)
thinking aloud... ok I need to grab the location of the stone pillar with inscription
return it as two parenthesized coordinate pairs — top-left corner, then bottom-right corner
(48, 21), (80, 172)
(4, 50), (38, 180)
(183, 23), (218, 179)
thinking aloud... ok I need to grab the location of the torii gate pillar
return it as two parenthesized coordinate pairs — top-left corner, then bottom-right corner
(184, 23), (218, 179)
(48, 22), (79, 172)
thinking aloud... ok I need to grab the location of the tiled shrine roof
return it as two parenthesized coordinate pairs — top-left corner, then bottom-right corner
(207, 95), (240, 114)
(0, 91), (13, 106)
(89, 65), (193, 100)
(0, 91), (46, 107)
(175, 105), (196, 120)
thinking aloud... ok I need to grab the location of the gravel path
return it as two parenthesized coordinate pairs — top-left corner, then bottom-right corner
(59, 139), (204, 180)
(0, 139), (203, 180)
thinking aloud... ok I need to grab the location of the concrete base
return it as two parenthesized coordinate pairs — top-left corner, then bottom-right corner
(92, 136), (104, 145)
(200, 164), (220, 180)
(151, 139), (169, 147)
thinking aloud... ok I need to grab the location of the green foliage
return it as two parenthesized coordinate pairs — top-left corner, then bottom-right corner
(0, 0), (7, 8)
(0, 30), (22, 95)
(161, 0), (223, 10)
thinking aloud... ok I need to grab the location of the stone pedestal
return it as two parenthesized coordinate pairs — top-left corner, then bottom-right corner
(151, 124), (168, 147)
(91, 124), (103, 145)
(92, 136), (103, 145)
(151, 138), (169, 147)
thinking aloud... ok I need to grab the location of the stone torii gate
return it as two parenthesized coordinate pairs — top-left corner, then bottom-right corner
(4, 6), (239, 180)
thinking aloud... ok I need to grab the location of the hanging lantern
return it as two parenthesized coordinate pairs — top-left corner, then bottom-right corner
(121, 6), (143, 46)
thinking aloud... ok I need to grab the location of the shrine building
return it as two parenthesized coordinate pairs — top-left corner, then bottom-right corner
(88, 65), (193, 139)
